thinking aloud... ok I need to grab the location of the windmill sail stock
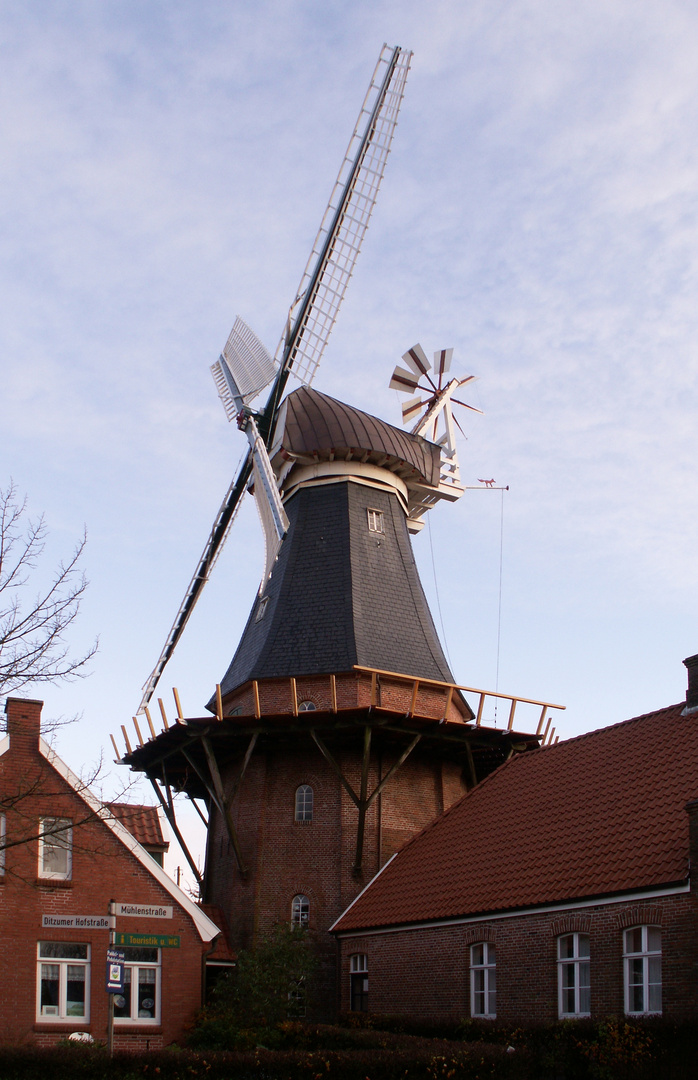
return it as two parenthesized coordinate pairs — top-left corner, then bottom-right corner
(138, 44), (412, 713)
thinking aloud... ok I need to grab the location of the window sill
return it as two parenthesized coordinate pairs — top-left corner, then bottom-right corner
(34, 1022), (90, 1032)
(36, 878), (73, 889)
(115, 1024), (163, 1033)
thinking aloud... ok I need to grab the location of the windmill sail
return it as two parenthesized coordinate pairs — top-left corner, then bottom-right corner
(137, 44), (411, 713)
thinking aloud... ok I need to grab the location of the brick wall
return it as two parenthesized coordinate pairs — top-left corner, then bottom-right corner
(337, 892), (697, 1023)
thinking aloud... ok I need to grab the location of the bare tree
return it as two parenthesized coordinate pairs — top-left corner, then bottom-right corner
(0, 482), (98, 697)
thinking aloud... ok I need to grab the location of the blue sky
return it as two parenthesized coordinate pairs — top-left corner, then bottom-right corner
(3, 0), (698, 885)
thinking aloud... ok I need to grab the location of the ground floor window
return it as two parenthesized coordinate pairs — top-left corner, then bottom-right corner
(624, 926), (661, 1015)
(558, 933), (590, 1017)
(350, 953), (368, 1012)
(114, 947), (160, 1024)
(37, 942), (90, 1020)
(470, 943), (496, 1017)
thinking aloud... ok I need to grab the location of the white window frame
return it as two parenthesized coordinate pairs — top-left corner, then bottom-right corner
(349, 953), (369, 1012)
(114, 947), (161, 1025)
(295, 785), (313, 823)
(298, 700), (316, 712)
(624, 925), (661, 1015)
(557, 932), (590, 1017)
(36, 942), (90, 1022)
(291, 894), (310, 928)
(38, 817), (72, 880)
(470, 942), (496, 1018)
(367, 508), (384, 533)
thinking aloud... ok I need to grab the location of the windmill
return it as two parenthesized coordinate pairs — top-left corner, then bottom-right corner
(138, 44), (412, 713)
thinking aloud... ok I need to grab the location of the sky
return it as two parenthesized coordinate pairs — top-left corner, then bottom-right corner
(3, 0), (698, 891)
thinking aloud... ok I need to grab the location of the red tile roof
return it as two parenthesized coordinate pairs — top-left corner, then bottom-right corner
(108, 803), (169, 851)
(333, 702), (698, 933)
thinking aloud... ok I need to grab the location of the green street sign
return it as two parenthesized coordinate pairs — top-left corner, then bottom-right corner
(115, 932), (180, 948)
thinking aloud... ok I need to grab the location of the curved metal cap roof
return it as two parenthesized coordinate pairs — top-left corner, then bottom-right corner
(276, 386), (441, 488)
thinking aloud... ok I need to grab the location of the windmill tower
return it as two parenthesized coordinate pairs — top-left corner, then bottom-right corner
(120, 46), (562, 1015)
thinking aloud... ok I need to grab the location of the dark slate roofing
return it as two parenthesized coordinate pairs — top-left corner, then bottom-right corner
(107, 803), (168, 851)
(216, 480), (455, 701)
(333, 702), (698, 932)
(278, 386), (441, 487)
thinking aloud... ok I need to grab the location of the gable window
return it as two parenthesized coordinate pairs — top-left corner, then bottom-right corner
(37, 942), (89, 1020)
(470, 943), (496, 1018)
(295, 785), (313, 823)
(255, 596), (269, 623)
(38, 818), (72, 880)
(624, 926), (661, 1015)
(291, 894), (310, 928)
(367, 508), (384, 533)
(558, 933), (590, 1017)
(350, 954), (368, 1012)
(298, 700), (316, 712)
(114, 947), (160, 1024)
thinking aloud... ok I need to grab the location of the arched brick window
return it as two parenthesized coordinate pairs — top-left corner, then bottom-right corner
(558, 933), (590, 1017)
(624, 926), (661, 1015)
(295, 785), (313, 823)
(291, 894), (310, 928)
(470, 943), (496, 1018)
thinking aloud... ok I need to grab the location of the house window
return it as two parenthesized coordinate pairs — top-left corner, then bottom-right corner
(291, 894), (310, 928)
(350, 954), (369, 1012)
(298, 700), (316, 712)
(624, 926), (661, 1015)
(470, 943), (496, 1017)
(558, 933), (590, 1017)
(255, 596), (269, 623)
(367, 508), (384, 533)
(38, 818), (72, 880)
(295, 785), (313, 823)
(37, 942), (89, 1020)
(114, 947), (160, 1024)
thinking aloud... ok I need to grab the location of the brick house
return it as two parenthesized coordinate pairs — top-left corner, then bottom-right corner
(332, 655), (698, 1025)
(0, 696), (221, 1049)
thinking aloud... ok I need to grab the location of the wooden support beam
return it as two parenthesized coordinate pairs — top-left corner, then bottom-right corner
(548, 727), (556, 746)
(144, 707), (157, 740)
(464, 739), (478, 788)
(475, 694), (485, 726)
(370, 671), (378, 708)
(330, 674), (337, 714)
(507, 698), (517, 732)
(309, 730), (360, 806)
(158, 698), (169, 729)
(536, 705), (548, 736)
(120, 725), (132, 755)
(408, 680), (420, 717)
(366, 734), (421, 809)
(132, 716), (144, 747)
(201, 735), (248, 878)
(353, 725), (372, 874)
(228, 733), (258, 801)
(542, 716), (552, 744)
(252, 681), (261, 719)
(173, 687), (184, 721)
(191, 797), (209, 827)
(148, 777), (202, 886)
(109, 733), (121, 762)
(290, 677), (298, 717)
(215, 684), (223, 722)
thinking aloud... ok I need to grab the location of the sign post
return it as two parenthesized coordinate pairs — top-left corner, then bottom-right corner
(105, 900), (120, 1058)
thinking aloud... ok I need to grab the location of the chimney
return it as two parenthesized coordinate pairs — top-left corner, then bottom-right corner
(4, 696), (43, 750)
(683, 654), (698, 715)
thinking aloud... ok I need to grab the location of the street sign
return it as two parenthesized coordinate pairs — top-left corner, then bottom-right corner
(42, 914), (111, 929)
(115, 903), (172, 919)
(106, 949), (125, 994)
(115, 932), (180, 948)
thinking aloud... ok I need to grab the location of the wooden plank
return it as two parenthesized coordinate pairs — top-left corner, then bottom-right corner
(202, 735), (248, 877)
(216, 684), (223, 722)
(158, 698), (169, 729)
(173, 687), (184, 721)
(408, 680), (420, 717)
(229, 733), (259, 801)
(475, 694), (485, 726)
(109, 733), (121, 761)
(330, 674), (337, 714)
(290, 677), (298, 717)
(535, 705), (548, 736)
(148, 777), (202, 885)
(253, 681), (261, 719)
(132, 716), (144, 747)
(144, 707), (157, 740)
(366, 734), (421, 808)
(353, 665), (565, 711)
(353, 725), (373, 873)
(309, 730), (360, 807)
(121, 725), (133, 755)
(507, 699), (517, 731)
(542, 716), (552, 743)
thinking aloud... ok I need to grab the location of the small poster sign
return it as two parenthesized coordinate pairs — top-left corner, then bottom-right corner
(106, 948), (125, 994)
